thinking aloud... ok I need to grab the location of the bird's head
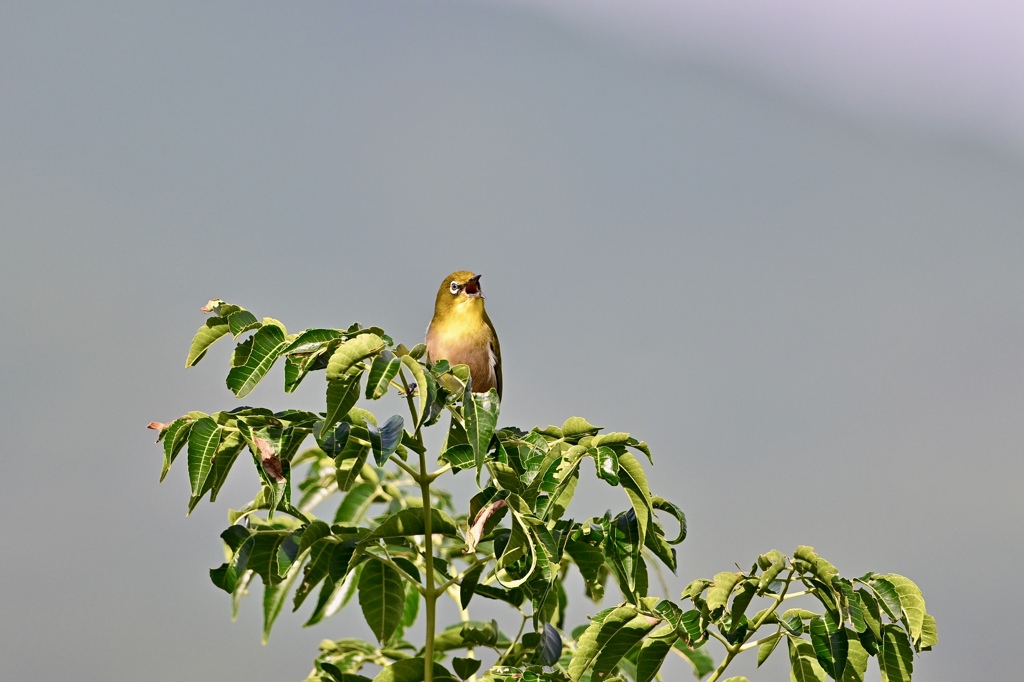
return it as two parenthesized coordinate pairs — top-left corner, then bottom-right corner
(434, 270), (485, 317)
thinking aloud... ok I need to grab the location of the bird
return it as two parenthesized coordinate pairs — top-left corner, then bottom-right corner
(426, 271), (502, 398)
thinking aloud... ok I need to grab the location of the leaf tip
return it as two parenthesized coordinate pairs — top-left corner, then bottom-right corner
(201, 299), (223, 313)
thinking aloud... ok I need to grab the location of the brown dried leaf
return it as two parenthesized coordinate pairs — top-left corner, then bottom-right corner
(252, 436), (286, 482)
(201, 299), (222, 314)
(465, 498), (506, 553)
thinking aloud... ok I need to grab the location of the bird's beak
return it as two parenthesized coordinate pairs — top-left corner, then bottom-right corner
(464, 274), (484, 298)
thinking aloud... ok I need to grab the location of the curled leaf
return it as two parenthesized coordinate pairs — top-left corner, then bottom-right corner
(465, 498), (507, 553)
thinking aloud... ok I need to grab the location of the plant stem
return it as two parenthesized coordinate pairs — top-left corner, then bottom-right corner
(419, 444), (436, 682)
(498, 613), (530, 665)
(392, 457), (420, 480)
(705, 566), (798, 682)
(398, 364), (437, 682)
(436, 554), (495, 594)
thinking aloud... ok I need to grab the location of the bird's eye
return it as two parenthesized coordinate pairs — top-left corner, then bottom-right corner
(449, 281), (461, 294)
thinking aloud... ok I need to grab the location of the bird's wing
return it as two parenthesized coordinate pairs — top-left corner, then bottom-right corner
(486, 311), (502, 399)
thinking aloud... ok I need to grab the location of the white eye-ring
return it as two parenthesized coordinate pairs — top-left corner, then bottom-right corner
(449, 281), (461, 294)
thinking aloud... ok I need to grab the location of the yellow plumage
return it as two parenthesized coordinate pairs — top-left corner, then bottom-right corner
(425, 271), (502, 397)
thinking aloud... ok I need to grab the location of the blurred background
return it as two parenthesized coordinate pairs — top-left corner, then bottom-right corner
(2, 1), (1022, 680)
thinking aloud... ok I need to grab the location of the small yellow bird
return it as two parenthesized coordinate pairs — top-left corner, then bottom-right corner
(426, 271), (502, 398)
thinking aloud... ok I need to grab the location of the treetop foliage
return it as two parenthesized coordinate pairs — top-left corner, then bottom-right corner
(150, 300), (934, 682)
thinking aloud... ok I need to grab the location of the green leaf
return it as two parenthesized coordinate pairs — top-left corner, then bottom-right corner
(321, 665), (373, 682)
(230, 335), (254, 367)
(706, 572), (741, 614)
(439, 443), (475, 472)
(486, 460), (522, 493)
(635, 637), (673, 682)
(358, 509), (460, 546)
(494, 506), (539, 589)
(878, 625), (914, 682)
(209, 525), (252, 594)
(616, 453), (653, 554)
(864, 577), (902, 621)
(420, 372), (445, 427)
(399, 356), (429, 426)
(460, 619), (501, 647)
(246, 529), (299, 586)
(323, 376), (362, 437)
(539, 623), (562, 666)
(297, 520), (333, 554)
(841, 630), (869, 682)
(729, 580), (757, 633)
(327, 540), (358, 583)
(358, 559), (405, 644)
(371, 658), (455, 682)
(545, 465), (580, 523)
(284, 346), (330, 393)
(326, 334), (385, 381)
(159, 417), (194, 481)
(608, 509), (644, 594)
(565, 540), (605, 597)
(834, 579), (867, 633)
(651, 496), (687, 545)
(263, 548), (305, 643)
(781, 609), (811, 636)
(226, 323), (288, 398)
(230, 571), (253, 621)
(186, 317), (230, 366)
(304, 562), (360, 626)
(205, 430), (246, 503)
(644, 526), (677, 574)
(366, 354), (402, 399)
(334, 482), (378, 525)
(465, 388), (500, 474)
(671, 640), (714, 678)
(471, 583), (524, 607)
(187, 417), (221, 500)
(335, 439), (370, 493)
(399, 581), (420, 631)
(809, 613), (848, 680)
(316, 421), (352, 457)
(919, 613), (937, 650)
(282, 328), (345, 354)
(568, 604), (639, 681)
(368, 415), (404, 466)
(227, 309), (260, 336)
(535, 424), (563, 439)
(595, 446), (620, 485)
(561, 417), (600, 438)
(884, 574), (926, 646)
(591, 431), (630, 447)
(459, 564), (485, 610)
(757, 633), (782, 667)
(293, 538), (339, 611)
(452, 657), (482, 680)
(675, 610), (707, 646)
(856, 588), (882, 642)
(788, 637), (828, 682)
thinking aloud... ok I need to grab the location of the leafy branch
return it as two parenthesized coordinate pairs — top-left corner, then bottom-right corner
(150, 300), (935, 682)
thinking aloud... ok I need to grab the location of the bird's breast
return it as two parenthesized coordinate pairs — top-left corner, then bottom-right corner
(426, 318), (497, 393)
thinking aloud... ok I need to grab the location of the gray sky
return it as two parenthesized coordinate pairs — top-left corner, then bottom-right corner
(2, 2), (1022, 680)
(502, 0), (1024, 157)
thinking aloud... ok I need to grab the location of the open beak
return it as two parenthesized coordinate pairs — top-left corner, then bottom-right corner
(464, 274), (484, 298)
